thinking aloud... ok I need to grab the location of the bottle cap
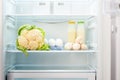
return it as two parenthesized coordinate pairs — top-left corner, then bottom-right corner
(68, 20), (75, 24)
(78, 21), (85, 24)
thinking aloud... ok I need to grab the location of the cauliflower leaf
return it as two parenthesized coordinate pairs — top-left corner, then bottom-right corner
(37, 44), (50, 51)
(16, 39), (28, 56)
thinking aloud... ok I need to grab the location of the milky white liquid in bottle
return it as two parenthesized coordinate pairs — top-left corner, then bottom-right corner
(77, 21), (85, 43)
(68, 21), (76, 42)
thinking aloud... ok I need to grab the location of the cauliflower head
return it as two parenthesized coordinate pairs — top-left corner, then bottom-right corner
(16, 24), (49, 56)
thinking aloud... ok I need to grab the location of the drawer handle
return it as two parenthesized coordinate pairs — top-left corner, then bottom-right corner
(58, 2), (64, 6)
(39, 2), (46, 6)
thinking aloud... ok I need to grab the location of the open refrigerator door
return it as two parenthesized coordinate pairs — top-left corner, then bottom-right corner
(0, 0), (4, 80)
(109, 0), (120, 80)
(104, 0), (120, 80)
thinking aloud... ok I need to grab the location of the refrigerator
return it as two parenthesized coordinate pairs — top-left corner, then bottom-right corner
(0, 0), (115, 80)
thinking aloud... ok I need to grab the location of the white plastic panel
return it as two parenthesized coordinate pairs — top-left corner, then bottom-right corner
(115, 15), (120, 80)
(71, 2), (90, 15)
(4, 16), (16, 49)
(5, 0), (15, 14)
(6, 0), (97, 15)
(53, 2), (71, 15)
(14, 0), (90, 1)
(7, 73), (95, 80)
(16, 1), (50, 14)
(13, 78), (93, 80)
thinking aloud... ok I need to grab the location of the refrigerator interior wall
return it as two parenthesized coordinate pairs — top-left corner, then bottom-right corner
(3, 17), (16, 76)
(4, 0), (16, 74)
(5, 16), (97, 69)
(4, 0), (99, 80)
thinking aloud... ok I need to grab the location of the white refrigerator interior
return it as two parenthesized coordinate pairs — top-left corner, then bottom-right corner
(0, 0), (111, 80)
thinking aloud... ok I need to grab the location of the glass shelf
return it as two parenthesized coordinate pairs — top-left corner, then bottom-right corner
(6, 14), (96, 16)
(6, 14), (95, 23)
(7, 65), (96, 79)
(6, 14), (95, 20)
(6, 50), (96, 53)
(8, 65), (95, 73)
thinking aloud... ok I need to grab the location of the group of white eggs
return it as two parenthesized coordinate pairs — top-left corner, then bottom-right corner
(46, 38), (63, 50)
(45, 37), (88, 50)
(64, 37), (88, 50)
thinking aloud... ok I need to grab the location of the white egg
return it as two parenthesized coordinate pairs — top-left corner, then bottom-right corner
(72, 43), (80, 50)
(64, 42), (73, 50)
(81, 44), (88, 50)
(75, 36), (83, 44)
(48, 39), (56, 46)
(56, 46), (63, 50)
(50, 46), (56, 50)
(55, 38), (63, 47)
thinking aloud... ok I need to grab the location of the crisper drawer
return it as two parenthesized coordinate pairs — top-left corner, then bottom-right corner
(7, 65), (95, 80)
(7, 73), (95, 80)
(15, 79), (92, 80)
